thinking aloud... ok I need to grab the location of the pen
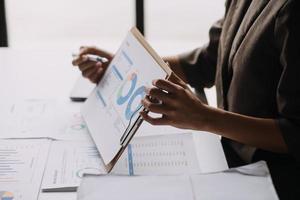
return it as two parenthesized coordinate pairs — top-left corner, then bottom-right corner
(72, 53), (109, 63)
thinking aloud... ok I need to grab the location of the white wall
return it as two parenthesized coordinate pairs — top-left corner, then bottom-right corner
(5, 0), (225, 54)
(146, 0), (225, 55)
(5, 0), (135, 50)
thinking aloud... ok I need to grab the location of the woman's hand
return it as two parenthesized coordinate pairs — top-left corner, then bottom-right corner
(140, 73), (288, 153)
(72, 46), (113, 84)
(140, 73), (211, 130)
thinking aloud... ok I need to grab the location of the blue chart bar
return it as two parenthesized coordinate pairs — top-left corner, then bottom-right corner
(127, 144), (134, 176)
(112, 65), (123, 81)
(96, 90), (107, 107)
(121, 50), (133, 65)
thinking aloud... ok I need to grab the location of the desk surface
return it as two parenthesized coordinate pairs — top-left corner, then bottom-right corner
(0, 48), (221, 200)
(0, 48), (79, 101)
(0, 47), (218, 109)
(0, 48), (85, 200)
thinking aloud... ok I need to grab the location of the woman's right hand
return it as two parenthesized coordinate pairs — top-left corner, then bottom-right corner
(72, 46), (113, 83)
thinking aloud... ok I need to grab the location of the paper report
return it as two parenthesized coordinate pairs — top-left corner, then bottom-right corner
(0, 139), (51, 200)
(113, 133), (201, 175)
(0, 99), (92, 141)
(42, 141), (106, 191)
(82, 29), (169, 165)
(41, 134), (200, 191)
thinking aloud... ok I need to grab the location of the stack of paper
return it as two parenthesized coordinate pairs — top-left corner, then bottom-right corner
(0, 98), (229, 198)
(77, 161), (279, 200)
(41, 133), (204, 192)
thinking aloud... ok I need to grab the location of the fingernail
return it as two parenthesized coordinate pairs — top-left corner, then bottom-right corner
(152, 79), (157, 86)
(96, 62), (102, 67)
(82, 56), (88, 61)
(145, 87), (151, 95)
(140, 111), (145, 118)
(97, 67), (103, 74)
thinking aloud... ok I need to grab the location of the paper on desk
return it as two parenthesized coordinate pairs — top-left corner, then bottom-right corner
(0, 99), (92, 141)
(190, 161), (279, 200)
(0, 139), (51, 200)
(112, 133), (201, 175)
(42, 134), (201, 191)
(132, 119), (228, 173)
(78, 161), (279, 200)
(0, 99), (61, 137)
(137, 118), (191, 137)
(41, 140), (106, 192)
(38, 192), (77, 200)
(192, 132), (228, 172)
(224, 160), (269, 176)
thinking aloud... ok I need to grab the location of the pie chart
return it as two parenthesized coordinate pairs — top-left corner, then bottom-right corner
(116, 72), (146, 120)
(0, 191), (14, 200)
(116, 72), (138, 105)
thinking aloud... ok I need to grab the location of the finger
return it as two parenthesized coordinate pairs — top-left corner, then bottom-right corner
(79, 61), (100, 71)
(92, 63), (106, 82)
(90, 67), (105, 83)
(168, 72), (188, 89)
(152, 79), (181, 93)
(89, 73), (100, 84)
(82, 67), (98, 79)
(72, 55), (88, 66)
(140, 111), (170, 126)
(145, 87), (174, 105)
(141, 98), (171, 115)
(79, 46), (101, 56)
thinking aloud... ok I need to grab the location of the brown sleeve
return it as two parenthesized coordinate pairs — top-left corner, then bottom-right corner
(274, 0), (300, 162)
(177, 0), (233, 89)
(178, 18), (223, 89)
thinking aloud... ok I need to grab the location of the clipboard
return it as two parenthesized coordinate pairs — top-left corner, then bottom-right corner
(81, 27), (172, 173)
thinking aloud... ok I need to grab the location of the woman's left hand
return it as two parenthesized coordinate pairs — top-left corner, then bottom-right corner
(140, 73), (211, 130)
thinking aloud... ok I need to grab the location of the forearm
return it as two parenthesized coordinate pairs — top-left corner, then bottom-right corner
(163, 56), (188, 83)
(204, 106), (288, 153)
(141, 73), (288, 154)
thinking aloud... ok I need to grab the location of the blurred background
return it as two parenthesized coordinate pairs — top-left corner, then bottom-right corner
(2, 0), (224, 55)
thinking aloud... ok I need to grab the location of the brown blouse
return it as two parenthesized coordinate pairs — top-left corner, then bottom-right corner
(179, 0), (300, 168)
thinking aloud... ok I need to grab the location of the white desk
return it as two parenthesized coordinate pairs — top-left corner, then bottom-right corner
(0, 48), (79, 101)
(0, 48), (82, 200)
(0, 48), (223, 200)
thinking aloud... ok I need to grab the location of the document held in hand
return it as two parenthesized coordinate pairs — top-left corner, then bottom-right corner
(81, 27), (172, 172)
